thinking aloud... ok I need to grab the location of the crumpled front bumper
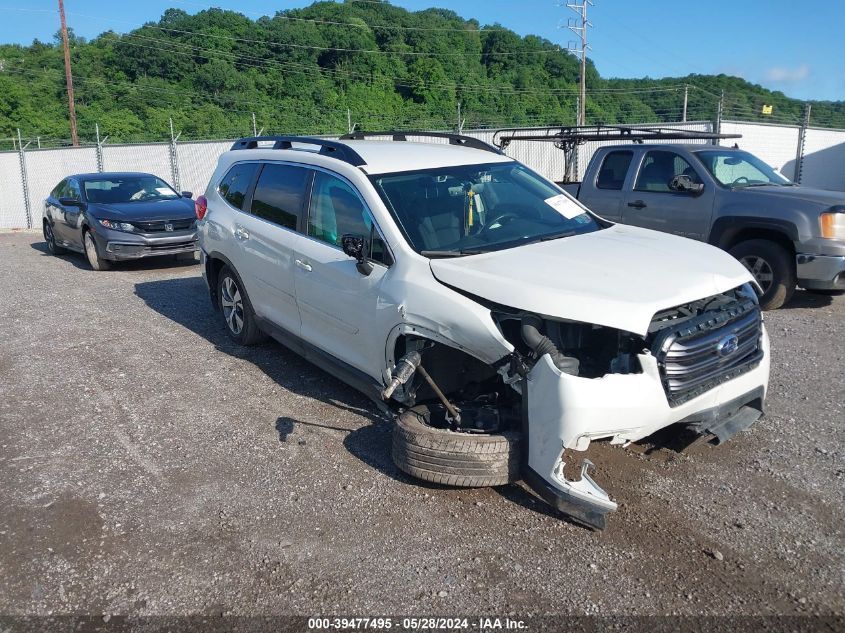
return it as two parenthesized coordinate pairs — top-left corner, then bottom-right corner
(523, 326), (770, 529)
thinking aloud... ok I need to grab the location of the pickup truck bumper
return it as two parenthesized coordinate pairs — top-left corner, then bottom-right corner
(796, 254), (845, 290)
(524, 326), (770, 529)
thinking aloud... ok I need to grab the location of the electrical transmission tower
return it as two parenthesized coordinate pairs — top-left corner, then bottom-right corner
(565, 1), (593, 127)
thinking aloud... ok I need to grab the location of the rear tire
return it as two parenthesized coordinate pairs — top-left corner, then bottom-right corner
(43, 220), (66, 255)
(729, 239), (795, 310)
(84, 229), (112, 271)
(392, 405), (521, 487)
(216, 265), (265, 345)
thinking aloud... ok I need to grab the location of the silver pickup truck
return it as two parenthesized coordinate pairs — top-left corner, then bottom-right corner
(564, 144), (845, 309)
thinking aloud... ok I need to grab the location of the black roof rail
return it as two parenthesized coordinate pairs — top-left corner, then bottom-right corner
(229, 135), (366, 167)
(340, 130), (504, 155)
(493, 125), (741, 150)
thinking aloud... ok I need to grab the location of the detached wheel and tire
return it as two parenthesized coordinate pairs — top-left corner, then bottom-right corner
(84, 229), (112, 271)
(392, 405), (521, 487)
(216, 265), (265, 345)
(43, 221), (66, 255)
(729, 239), (795, 310)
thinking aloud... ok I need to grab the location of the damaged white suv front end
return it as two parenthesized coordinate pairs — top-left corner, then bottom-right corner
(201, 134), (770, 530)
(424, 224), (769, 529)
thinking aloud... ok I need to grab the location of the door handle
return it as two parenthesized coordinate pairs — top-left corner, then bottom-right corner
(295, 259), (312, 272)
(234, 226), (250, 240)
(627, 200), (647, 209)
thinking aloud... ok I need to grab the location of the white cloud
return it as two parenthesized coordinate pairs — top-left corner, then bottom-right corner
(765, 64), (811, 83)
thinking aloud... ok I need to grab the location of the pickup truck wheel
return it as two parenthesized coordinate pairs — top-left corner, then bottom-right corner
(216, 266), (266, 345)
(392, 405), (521, 487)
(729, 239), (795, 310)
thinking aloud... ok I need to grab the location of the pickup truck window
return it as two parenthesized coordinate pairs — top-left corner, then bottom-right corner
(694, 149), (791, 188)
(597, 151), (633, 190)
(635, 150), (701, 193)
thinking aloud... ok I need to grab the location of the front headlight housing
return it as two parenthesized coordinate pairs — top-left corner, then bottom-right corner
(820, 211), (845, 239)
(99, 219), (136, 232)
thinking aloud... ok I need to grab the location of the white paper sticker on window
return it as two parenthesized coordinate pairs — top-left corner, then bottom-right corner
(544, 194), (585, 219)
(155, 187), (174, 195)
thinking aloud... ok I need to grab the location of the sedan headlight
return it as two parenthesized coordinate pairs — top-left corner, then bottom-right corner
(820, 211), (845, 239)
(99, 219), (136, 232)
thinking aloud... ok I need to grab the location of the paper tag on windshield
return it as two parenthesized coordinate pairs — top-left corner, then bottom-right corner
(544, 194), (585, 219)
(155, 187), (173, 195)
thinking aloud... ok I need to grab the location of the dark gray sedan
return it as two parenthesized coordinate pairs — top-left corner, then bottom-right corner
(42, 172), (199, 270)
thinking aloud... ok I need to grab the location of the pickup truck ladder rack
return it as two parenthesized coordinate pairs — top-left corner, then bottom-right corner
(492, 125), (741, 183)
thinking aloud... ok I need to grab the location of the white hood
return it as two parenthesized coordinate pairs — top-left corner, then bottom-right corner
(429, 224), (754, 336)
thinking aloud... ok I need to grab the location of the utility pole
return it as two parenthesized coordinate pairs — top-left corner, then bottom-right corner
(566, 0), (592, 127)
(456, 102), (465, 134)
(58, 0), (79, 146)
(252, 112), (258, 137)
(682, 85), (689, 123)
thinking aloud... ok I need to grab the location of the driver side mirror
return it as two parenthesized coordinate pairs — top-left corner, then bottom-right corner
(181, 191), (193, 199)
(58, 197), (84, 208)
(341, 234), (373, 276)
(669, 175), (704, 195)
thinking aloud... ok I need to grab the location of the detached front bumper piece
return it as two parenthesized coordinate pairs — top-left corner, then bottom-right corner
(521, 327), (770, 530)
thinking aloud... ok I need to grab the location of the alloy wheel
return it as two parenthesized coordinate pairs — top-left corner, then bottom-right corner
(84, 232), (98, 267)
(44, 223), (55, 252)
(740, 255), (774, 294)
(220, 276), (244, 335)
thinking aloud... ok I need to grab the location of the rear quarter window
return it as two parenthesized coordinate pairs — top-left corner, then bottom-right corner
(596, 151), (633, 190)
(218, 163), (259, 210)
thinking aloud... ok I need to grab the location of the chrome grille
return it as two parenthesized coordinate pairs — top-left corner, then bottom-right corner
(651, 299), (763, 406)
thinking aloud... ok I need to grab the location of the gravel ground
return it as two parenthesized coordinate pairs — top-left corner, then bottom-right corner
(1, 230), (843, 621)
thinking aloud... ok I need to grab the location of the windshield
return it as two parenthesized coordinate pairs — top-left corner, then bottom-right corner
(370, 162), (601, 256)
(695, 150), (791, 188)
(83, 176), (181, 203)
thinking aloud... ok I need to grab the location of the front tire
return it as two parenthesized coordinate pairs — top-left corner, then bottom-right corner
(729, 239), (795, 310)
(43, 221), (66, 255)
(392, 405), (521, 487)
(84, 229), (112, 271)
(216, 266), (265, 345)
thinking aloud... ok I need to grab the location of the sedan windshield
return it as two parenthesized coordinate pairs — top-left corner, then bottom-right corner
(695, 150), (792, 188)
(83, 176), (181, 203)
(370, 162), (601, 256)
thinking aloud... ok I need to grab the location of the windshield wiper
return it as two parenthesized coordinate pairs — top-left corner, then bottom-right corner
(420, 249), (486, 258)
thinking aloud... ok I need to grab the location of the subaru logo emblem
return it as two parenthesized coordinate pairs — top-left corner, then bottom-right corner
(716, 334), (739, 357)
(164, 222), (174, 232)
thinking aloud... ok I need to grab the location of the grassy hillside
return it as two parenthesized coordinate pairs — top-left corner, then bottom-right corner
(0, 1), (841, 147)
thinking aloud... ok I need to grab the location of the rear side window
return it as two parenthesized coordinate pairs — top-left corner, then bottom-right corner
(250, 164), (310, 230)
(51, 179), (67, 198)
(218, 163), (258, 210)
(635, 150), (700, 192)
(596, 151), (633, 190)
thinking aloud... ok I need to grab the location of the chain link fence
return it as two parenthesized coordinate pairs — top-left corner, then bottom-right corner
(2, 119), (844, 229)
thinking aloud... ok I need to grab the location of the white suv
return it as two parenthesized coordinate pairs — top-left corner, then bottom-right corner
(197, 132), (770, 529)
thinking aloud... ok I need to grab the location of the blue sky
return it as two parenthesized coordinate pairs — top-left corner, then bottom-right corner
(0, 0), (839, 101)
